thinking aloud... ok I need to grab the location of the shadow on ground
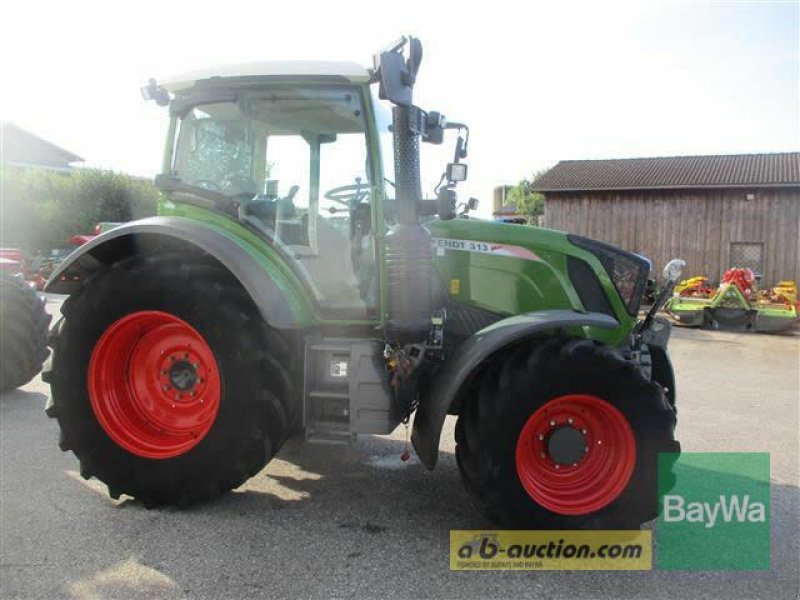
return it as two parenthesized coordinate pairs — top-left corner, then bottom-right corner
(6, 432), (797, 599)
(2, 378), (798, 599)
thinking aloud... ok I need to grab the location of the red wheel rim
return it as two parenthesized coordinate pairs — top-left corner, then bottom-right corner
(88, 311), (221, 459)
(515, 394), (636, 515)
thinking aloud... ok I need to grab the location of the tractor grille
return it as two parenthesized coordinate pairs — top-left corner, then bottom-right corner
(567, 257), (616, 318)
(568, 235), (650, 316)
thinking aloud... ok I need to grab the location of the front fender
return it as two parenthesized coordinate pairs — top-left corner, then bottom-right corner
(45, 216), (314, 329)
(411, 309), (619, 469)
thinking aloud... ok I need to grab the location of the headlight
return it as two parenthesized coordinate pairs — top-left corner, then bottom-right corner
(568, 235), (651, 316)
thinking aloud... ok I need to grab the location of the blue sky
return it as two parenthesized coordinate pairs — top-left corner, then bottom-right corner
(1, 0), (797, 207)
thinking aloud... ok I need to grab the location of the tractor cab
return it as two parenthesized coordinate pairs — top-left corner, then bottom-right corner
(148, 48), (470, 323)
(156, 66), (388, 319)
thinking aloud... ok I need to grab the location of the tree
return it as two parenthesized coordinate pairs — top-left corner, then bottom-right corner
(0, 165), (159, 253)
(504, 169), (548, 222)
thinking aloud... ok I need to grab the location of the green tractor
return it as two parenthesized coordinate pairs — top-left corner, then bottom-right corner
(43, 38), (681, 528)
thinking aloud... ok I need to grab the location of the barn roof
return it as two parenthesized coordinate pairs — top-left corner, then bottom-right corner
(1, 122), (83, 170)
(532, 152), (800, 192)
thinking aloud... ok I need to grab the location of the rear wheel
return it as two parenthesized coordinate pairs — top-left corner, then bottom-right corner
(0, 273), (51, 393)
(455, 338), (678, 528)
(45, 258), (293, 506)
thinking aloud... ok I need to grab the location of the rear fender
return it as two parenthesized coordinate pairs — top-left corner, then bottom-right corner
(411, 309), (619, 469)
(45, 216), (312, 329)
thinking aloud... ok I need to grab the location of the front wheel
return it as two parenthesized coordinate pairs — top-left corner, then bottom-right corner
(455, 338), (679, 529)
(45, 258), (293, 507)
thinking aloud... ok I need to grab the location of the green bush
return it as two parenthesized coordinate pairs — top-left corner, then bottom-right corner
(504, 170), (547, 223)
(0, 166), (158, 253)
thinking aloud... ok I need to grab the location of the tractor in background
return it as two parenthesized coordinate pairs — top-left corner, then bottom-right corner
(0, 272), (51, 393)
(0, 248), (25, 276)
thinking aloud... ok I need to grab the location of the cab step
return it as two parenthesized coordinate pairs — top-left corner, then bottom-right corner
(303, 337), (398, 442)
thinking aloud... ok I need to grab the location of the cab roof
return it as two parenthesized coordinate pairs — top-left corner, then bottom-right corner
(161, 61), (372, 92)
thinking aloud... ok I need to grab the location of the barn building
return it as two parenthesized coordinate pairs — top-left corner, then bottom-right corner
(534, 152), (800, 286)
(1, 122), (83, 171)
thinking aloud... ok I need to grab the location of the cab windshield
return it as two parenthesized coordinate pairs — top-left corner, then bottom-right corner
(171, 86), (377, 318)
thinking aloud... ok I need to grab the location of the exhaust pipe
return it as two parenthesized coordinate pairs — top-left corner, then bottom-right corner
(378, 39), (433, 344)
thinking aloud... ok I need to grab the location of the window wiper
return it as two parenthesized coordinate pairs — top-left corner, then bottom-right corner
(154, 175), (239, 215)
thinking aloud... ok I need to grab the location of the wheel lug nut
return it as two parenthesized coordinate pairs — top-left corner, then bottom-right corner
(582, 429), (587, 434)
(584, 447), (589, 453)
(597, 440), (603, 445)
(162, 385), (170, 391)
(539, 452), (545, 458)
(549, 420), (556, 427)
(555, 464), (560, 470)
(568, 418), (574, 424)
(192, 363), (198, 369)
(538, 434), (544, 441)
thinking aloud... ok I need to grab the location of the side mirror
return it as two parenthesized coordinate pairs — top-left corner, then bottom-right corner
(437, 188), (457, 220)
(446, 163), (468, 183)
(467, 197), (479, 211)
(635, 257), (687, 336)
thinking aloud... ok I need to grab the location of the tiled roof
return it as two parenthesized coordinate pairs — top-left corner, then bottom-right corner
(532, 153), (800, 192)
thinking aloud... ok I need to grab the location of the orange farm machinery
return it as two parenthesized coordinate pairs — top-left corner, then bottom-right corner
(667, 268), (799, 332)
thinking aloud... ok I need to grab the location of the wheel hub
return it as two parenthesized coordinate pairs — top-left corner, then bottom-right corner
(168, 360), (199, 392)
(546, 425), (587, 466)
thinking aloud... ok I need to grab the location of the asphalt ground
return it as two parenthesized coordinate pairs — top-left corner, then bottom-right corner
(1, 295), (798, 599)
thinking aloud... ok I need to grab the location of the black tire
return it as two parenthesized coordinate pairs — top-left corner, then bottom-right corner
(648, 344), (676, 410)
(455, 337), (679, 529)
(0, 273), (51, 393)
(44, 257), (294, 507)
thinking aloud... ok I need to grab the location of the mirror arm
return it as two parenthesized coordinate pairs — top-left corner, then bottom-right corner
(634, 259), (686, 335)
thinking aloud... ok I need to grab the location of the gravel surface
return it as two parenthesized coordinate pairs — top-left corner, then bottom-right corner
(1, 295), (798, 598)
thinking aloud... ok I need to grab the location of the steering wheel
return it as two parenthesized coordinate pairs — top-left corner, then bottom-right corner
(324, 180), (370, 207)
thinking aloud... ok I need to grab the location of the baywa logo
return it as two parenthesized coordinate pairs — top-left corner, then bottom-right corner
(657, 452), (770, 571)
(662, 494), (766, 529)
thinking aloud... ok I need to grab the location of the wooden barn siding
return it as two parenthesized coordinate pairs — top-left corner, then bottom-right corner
(543, 189), (800, 286)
